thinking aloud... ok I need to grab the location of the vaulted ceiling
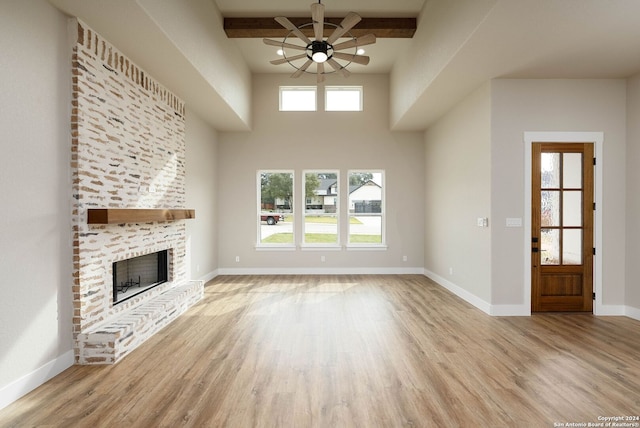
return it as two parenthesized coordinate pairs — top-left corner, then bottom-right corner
(48, 0), (640, 132)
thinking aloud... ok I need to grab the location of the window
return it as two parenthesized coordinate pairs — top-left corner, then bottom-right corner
(303, 171), (339, 246)
(348, 170), (384, 246)
(279, 86), (316, 111)
(325, 86), (363, 111)
(258, 171), (294, 246)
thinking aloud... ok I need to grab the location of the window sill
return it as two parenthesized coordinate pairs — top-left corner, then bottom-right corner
(255, 244), (296, 251)
(346, 244), (388, 251)
(300, 244), (342, 251)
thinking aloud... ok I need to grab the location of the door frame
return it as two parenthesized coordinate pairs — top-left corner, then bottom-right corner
(523, 132), (603, 315)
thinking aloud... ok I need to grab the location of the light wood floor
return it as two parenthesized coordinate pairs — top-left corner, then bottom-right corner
(1, 275), (639, 427)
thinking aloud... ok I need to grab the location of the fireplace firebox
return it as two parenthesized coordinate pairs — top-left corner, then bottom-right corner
(112, 250), (169, 304)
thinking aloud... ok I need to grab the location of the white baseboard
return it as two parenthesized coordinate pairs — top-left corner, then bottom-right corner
(197, 269), (218, 284)
(596, 304), (626, 316)
(0, 350), (74, 411)
(217, 267), (425, 275)
(423, 269), (492, 315)
(489, 304), (530, 316)
(625, 305), (640, 321)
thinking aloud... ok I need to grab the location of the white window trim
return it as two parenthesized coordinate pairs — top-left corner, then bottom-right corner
(279, 86), (317, 111)
(301, 170), (341, 249)
(325, 86), (363, 112)
(256, 170), (295, 248)
(346, 169), (386, 249)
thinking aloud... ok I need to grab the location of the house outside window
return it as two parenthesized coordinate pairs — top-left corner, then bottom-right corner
(303, 171), (339, 246)
(348, 170), (384, 246)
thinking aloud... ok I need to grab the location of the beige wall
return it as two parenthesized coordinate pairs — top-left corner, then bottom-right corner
(185, 110), (219, 281)
(218, 74), (424, 272)
(423, 83), (492, 304)
(626, 73), (640, 314)
(0, 0), (73, 402)
(491, 79), (627, 308)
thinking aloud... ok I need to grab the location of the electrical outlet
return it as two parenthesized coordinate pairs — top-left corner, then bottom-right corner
(449, 267), (454, 275)
(321, 255), (326, 262)
(402, 255), (408, 262)
(235, 256), (240, 263)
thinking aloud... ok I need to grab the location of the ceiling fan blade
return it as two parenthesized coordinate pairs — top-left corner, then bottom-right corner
(316, 62), (325, 83)
(332, 33), (376, 51)
(327, 58), (350, 77)
(263, 38), (307, 51)
(275, 16), (312, 45)
(332, 52), (370, 65)
(326, 12), (361, 44)
(270, 53), (308, 65)
(291, 59), (313, 78)
(311, 2), (325, 41)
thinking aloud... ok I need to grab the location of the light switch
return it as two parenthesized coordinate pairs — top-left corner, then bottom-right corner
(477, 217), (488, 227)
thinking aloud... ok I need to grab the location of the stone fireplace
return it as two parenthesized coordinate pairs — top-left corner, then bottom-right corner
(71, 19), (202, 364)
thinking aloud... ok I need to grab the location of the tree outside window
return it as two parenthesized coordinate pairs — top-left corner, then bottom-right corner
(258, 171), (294, 245)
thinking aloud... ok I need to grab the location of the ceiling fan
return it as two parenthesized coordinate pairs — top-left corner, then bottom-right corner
(263, 1), (376, 82)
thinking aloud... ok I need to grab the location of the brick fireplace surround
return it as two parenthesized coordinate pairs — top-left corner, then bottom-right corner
(71, 19), (202, 364)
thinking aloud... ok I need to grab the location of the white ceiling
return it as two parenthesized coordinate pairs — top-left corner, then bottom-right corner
(47, 0), (640, 131)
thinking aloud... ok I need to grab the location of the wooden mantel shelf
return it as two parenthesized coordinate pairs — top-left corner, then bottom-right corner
(87, 208), (196, 224)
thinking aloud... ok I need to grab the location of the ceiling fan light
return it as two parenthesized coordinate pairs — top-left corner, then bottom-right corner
(311, 40), (328, 63)
(312, 51), (328, 63)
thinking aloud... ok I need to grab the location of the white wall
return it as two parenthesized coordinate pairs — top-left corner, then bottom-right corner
(185, 110), (219, 282)
(626, 73), (640, 315)
(423, 83), (492, 305)
(491, 79), (627, 309)
(218, 74), (424, 272)
(0, 0), (74, 408)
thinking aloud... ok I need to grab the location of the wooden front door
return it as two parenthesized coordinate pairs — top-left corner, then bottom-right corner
(532, 142), (594, 312)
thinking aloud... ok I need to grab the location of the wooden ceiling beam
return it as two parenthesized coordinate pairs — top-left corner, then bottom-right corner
(223, 17), (416, 39)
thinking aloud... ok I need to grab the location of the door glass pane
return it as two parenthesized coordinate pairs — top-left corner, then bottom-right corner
(563, 191), (582, 227)
(563, 229), (582, 265)
(541, 191), (560, 227)
(541, 228), (559, 265)
(541, 152), (560, 188)
(563, 153), (583, 189)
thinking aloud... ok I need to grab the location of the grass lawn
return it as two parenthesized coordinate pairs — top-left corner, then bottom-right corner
(261, 233), (381, 244)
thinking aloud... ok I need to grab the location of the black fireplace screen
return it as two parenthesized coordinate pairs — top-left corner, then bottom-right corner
(112, 250), (168, 304)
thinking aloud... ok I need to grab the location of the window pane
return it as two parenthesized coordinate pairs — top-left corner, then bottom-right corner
(541, 191), (560, 227)
(541, 152), (560, 188)
(259, 171), (294, 244)
(563, 153), (582, 189)
(348, 171), (383, 244)
(563, 191), (582, 227)
(541, 228), (559, 265)
(304, 171), (339, 245)
(563, 229), (582, 265)
(280, 87), (316, 111)
(326, 86), (363, 111)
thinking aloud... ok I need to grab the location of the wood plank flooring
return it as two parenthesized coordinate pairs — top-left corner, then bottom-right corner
(1, 275), (639, 427)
